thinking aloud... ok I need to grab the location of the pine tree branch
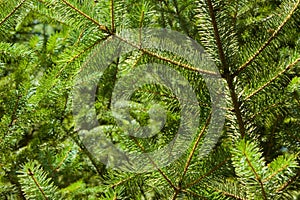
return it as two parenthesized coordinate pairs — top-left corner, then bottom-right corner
(139, 10), (144, 30)
(159, 0), (167, 28)
(142, 47), (218, 76)
(172, 114), (211, 200)
(219, 191), (246, 200)
(181, 188), (208, 199)
(59, 93), (69, 123)
(61, 0), (111, 33)
(2, 92), (23, 142)
(27, 168), (49, 200)
(138, 182), (147, 199)
(138, 88), (210, 108)
(276, 169), (300, 192)
(35, 1), (68, 26)
(0, 0), (27, 27)
(231, 0), (239, 28)
(233, 0), (300, 77)
(181, 113), (211, 180)
(208, 185), (246, 200)
(222, 192), (245, 200)
(245, 57), (300, 100)
(138, 9), (144, 47)
(115, 35), (219, 76)
(70, 131), (106, 179)
(243, 152), (267, 199)
(185, 156), (230, 188)
(294, 91), (300, 107)
(262, 163), (290, 183)
(72, 35), (112, 76)
(247, 101), (283, 122)
(130, 137), (179, 191)
(53, 146), (72, 172)
(33, 35), (110, 107)
(285, 131), (300, 143)
(113, 193), (117, 200)
(110, 175), (137, 188)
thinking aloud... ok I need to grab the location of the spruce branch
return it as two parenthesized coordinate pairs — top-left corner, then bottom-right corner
(139, 10), (144, 29)
(32, 35), (110, 107)
(246, 101), (283, 122)
(285, 131), (300, 143)
(35, 0), (68, 25)
(185, 156), (231, 188)
(276, 169), (300, 193)
(227, 77), (246, 137)
(61, 0), (111, 33)
(242, 149), (267, 199)
(18, 161), (59, 200)
(181, 188), (208, 199)
(220, 191), (246, 200)
(142, 47), (217, 76)
(72, 35), (113, 76)
(263, 164), (290, 183)
(170, 190), (179, 200)
(70, 131), (106, 179)
(234, 0), (300, 77)
(181, 113), (211, 180)
(110, 175), (137, 188)
(245, 57), (300, 100)
(0, 0), (27, 27)
(138, 88), (210, 109)
(53, 146), (72, 172)
(172, 112), (211, 200)
(231, 0), (239, 28)
(27, 169), (49, 200)
(173, 0), (191, 37)
(208, 185), (246, 200)
(115, 35), (219, 76)
(138, 10), (144, 47)
(129, 137), (178, 191)
(1, 0), (299, 199)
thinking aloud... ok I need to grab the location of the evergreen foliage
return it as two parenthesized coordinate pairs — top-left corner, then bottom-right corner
(0, 0), (299, 199)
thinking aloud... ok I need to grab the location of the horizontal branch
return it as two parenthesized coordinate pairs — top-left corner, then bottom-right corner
(246, 102), (282, 122)
(110, 175), (136, 188)
(181, 188), (208, 199)
(234, 0), (300, 77)
(115, 35), (219, 76)
(208, 185), (246, 200)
